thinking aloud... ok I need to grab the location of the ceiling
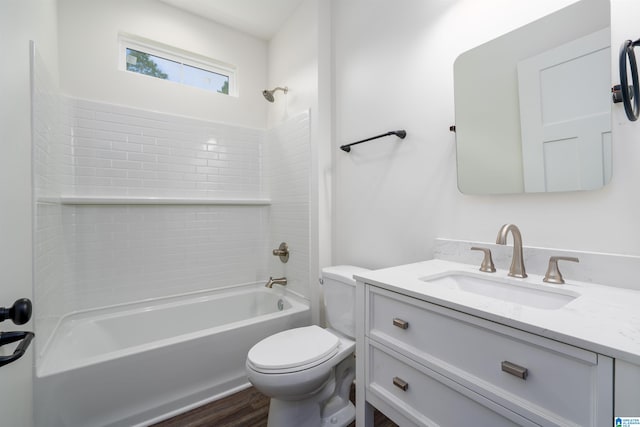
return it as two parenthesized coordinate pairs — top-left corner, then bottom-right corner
(159, 0), (305, 40)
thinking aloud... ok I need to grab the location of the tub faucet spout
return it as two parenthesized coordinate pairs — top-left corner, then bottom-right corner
(265, 277), (287, 288)
(496, 224), (527, 278)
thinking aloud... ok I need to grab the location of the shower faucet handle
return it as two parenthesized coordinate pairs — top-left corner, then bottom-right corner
(470, 247), (496, 273)
(272, 242), (289, 263)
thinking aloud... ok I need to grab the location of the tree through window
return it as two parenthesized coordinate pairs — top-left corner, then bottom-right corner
(126, 49), (169, 79)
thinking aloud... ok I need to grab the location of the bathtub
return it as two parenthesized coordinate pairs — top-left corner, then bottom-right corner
(34, 284), (310, 427)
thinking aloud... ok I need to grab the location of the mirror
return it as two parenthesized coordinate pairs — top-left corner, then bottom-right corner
(454, 0), (611, 195)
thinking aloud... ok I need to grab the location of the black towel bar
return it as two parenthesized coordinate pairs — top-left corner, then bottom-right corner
(340, 130), (406, 153)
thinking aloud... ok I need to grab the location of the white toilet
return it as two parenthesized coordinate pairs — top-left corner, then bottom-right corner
(246, 265), (369, 427)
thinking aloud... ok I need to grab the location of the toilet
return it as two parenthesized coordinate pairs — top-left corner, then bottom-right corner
(245, 265), (369, 427)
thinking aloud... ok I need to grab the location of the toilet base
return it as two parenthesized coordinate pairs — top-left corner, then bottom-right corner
(266, 388), (355, 427)
(321, 402), (355, 427)
(266, 355), (355, 427)
(267, 397), (321, 427)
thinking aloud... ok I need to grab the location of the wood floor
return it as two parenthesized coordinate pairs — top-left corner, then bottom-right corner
(152, 385), (397, 427)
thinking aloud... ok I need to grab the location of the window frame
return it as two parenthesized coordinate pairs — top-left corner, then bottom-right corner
(118, 34), (237, 96)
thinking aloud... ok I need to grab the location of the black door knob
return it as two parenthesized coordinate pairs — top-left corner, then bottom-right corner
(0, 298), (32, 325)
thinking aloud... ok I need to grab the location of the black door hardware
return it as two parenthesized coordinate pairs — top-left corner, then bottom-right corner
(613, 38), (640, 121)
(0, 298), (34, 368)
(0, 331), (34, 367)
(0, 298), (32, 325)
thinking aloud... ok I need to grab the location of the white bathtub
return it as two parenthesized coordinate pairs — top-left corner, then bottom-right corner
(34, 284), (310, 427)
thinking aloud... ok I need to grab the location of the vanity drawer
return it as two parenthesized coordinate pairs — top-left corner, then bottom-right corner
(366, 340), (536, 427)
(366, 286), (613, 427)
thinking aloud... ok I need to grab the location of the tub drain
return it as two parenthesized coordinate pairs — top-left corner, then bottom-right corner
(277, 299), (284, 311)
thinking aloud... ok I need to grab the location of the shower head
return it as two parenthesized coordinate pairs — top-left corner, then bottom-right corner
(262, 86), (288, 103)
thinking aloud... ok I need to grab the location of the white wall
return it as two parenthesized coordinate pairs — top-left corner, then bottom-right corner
(58, 0), (268, 128)
(267, 0), (319, 127)
(0, 1), (59, 426)
(332, 0), (640, 271)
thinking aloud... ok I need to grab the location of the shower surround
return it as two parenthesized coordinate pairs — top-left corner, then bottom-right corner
(33, 46), (312, 424)
(35, 94), (311, 345)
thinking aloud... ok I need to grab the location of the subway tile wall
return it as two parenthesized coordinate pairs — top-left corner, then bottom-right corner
(33, 93), (311, 356)
(57, 98), (273, 313)
(32, 46), (69, 357)
(63, 204), (269, 309)
(266, 112), (311, 298)
(63, 98), (264, 199)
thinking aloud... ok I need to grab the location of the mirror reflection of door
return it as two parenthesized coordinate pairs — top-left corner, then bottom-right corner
(518, 28), (611, 192)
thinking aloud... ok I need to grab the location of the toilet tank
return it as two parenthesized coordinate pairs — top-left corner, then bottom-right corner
(321, 265), (370, 339)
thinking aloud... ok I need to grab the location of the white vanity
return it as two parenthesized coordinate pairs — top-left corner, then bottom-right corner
(354, 257), (640, 426)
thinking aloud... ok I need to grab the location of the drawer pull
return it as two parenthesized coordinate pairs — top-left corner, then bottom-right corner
(501, 361), (528, 380)
(393, 376), (409, 391)
(393, 318), (409, 329)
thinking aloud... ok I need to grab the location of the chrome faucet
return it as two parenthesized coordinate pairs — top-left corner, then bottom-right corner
(265, 276), (287, 288)
(495, 224), (527, 278)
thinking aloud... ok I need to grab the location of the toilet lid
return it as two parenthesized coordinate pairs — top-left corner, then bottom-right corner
(247, 325), (339, 371)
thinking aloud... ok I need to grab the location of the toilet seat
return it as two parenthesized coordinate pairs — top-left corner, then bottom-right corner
(247, 325), (339, 373)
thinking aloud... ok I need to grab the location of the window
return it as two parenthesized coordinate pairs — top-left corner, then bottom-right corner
(119, 35), (236, 96)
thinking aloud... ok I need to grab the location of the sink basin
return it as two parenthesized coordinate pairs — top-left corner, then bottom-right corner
(420, 272), (579, 310)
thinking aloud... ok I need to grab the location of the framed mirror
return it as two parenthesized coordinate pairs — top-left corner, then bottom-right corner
(454, 0), (611, 195)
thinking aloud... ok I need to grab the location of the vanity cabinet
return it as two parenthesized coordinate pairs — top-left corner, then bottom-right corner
(358, 284), (613, 427)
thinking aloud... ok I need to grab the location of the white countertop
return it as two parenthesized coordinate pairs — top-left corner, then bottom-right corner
(354, 259), (640, 365)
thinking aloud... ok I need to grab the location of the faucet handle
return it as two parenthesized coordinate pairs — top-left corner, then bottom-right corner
(272, 242), (289, 263)
(543, 256), (579, 284)
(470, 247), (496, 273)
